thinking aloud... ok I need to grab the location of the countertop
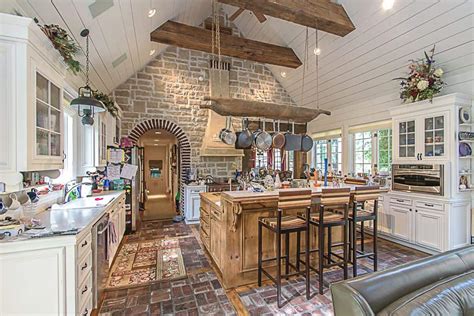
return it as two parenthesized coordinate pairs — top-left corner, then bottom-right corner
(200, 192), (222, 209)
(0, 190), (125, 243)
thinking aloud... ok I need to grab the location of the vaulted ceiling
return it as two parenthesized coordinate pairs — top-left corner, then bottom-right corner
(2, 0), (472, 115)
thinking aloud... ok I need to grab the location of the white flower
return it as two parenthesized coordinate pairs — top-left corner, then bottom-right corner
(417, 80), (429, 91)
(434, 68), (444, 77)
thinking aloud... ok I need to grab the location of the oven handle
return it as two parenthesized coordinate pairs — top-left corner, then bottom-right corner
(393, 171), (441, 177)
(97, 222), (110, 235)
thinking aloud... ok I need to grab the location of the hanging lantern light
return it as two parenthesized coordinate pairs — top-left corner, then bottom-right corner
(70, 29), (105, 125)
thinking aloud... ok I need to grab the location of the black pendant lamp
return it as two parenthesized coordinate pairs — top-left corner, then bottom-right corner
(70, 29), (105, 125)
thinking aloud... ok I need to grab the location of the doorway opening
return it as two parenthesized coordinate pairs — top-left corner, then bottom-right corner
(139, 129), (179, 220)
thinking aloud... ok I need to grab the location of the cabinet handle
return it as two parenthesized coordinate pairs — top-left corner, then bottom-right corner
(415, 209), (418, 212)
(409, 208), (412, 212)
(424, 203), (434, 207)
(81, 286), (88, 294)
(81, 240), (88, 247)
(396, 199), (405, 203)
(82, 309), (88, 316)
(81, 262), (88, 271)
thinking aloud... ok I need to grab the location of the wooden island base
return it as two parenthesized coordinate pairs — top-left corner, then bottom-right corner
(200, 189), (350, 289)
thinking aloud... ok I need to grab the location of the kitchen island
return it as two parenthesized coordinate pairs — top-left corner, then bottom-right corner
(200, 185), (388, 289)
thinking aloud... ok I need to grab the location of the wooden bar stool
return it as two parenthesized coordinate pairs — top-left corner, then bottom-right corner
(298, 188), (351, 295)
(349, 186), (380, 277)
(258, 190), (312, 308)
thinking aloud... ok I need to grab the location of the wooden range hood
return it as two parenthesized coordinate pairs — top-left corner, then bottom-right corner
(201, 97), (331, 124)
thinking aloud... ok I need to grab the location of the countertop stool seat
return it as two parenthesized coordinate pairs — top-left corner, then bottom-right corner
(298, 187), (351, 295)
(349, 185), (380, 277)
(258, 190), (312, 308)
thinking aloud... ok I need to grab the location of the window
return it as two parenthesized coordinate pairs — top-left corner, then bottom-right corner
(100, 120), (107, 161)
(313, 140), (328, 171)
(256, 150), (267, 168)
(354, 131), (372, 175)
(377, 129), (392, 173)
(330, 138), (342, 173)
(54, 91), (76, 184)
(287, 151), (294, 174)
(273, 149), (282, 170)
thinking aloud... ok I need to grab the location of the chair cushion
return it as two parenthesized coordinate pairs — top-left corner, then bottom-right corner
(261, 216), (306, 229)
(349, 210), (375, 219)
(378, 271), (474, 316)
(300, 211), (345, 224)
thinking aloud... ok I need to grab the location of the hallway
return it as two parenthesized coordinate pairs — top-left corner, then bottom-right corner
(143, 195), (176, 221)
(99, 221), (428, 315)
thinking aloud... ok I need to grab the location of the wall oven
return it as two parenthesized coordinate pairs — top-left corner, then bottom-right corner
(392, 164), (444, 196)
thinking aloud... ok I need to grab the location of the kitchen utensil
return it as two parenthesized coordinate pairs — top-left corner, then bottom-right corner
(301, 124), (313, 152)
(272, 120), (286, 149)
(2, 193), (20, 210)
(284, 122), (302, 151)
(459, 142), (472, 157)
(27, 188), (40, 203)
(254, 120), (272, 151)
(235, 118), (253, 149)
(459, 131), (474, 141)
(219, 116), (237, 145)
(460, 107), (471, 123)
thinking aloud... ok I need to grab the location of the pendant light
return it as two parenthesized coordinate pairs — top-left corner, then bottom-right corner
(70, 29), (105, 125)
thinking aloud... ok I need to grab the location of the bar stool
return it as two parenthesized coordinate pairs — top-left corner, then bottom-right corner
(258, 190), (312, 308)
(349, 186), (380, 277)
(298, 188), (351, 295)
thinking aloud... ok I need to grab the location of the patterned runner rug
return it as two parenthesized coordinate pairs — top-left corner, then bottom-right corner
(106, 237), (186, 289)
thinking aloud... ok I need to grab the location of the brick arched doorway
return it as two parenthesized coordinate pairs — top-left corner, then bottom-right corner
(128, 119), (191, 212)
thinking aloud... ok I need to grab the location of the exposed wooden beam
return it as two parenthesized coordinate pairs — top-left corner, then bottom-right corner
(252, 11), (267, 23)
(204, 17), (233, 35)
(217, 0), (355, 37)
(151, 21), (302, 68)
(229, 7), (245, 21)
(201, 97), (331, 123)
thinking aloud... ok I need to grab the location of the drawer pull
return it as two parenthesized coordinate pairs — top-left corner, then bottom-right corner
(424, 203), (434, 207)
(82, 308), (88, 316)
(81, 263), (88, 271)
(396, 199), (405, 203)
(81, 240), (88, 247)
(81, 286), (88, 294)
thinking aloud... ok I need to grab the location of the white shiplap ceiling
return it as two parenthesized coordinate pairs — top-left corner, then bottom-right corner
(2, 0), (472, 115)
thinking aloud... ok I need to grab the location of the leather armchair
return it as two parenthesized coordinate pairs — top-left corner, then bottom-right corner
(330, 245), (474, 315)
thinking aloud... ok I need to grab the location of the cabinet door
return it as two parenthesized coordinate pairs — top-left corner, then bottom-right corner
(421, 112), (448, 161)
(389, 204), (413, 241)
(394, 119), (416, 161)
(414, 209), (443, 251)
(210, 215), (222, 267)
(190, 194), (201, 221)
(377, 199), (391, 234)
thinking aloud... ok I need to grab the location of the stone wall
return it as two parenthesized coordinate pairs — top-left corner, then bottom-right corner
(113, 38), (295, 177)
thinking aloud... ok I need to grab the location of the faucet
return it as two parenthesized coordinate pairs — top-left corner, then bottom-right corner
(62, 181), (92, 204)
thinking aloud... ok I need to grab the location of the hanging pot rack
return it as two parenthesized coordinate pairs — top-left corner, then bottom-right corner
(201, 97), (331, 124)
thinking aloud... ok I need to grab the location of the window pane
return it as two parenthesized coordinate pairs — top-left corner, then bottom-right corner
(36, 101), (49, 129)
(50, 84), (61, 109)
(36, 129), (49, 155)
(36, 73), (48, 102)
(50, 109), (61, 133)
(50, 133), (61, 156)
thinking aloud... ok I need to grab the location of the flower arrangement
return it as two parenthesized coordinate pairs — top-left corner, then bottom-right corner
(95, 91), (120, 118)
(34, 18), (81, 75)
(395, 45), (445, 103)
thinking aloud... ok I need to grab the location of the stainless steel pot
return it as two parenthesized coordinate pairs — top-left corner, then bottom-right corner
(254, 119), (272, 151)
(219, 116), (236, 145)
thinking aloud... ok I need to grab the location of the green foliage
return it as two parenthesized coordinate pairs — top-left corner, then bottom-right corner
(94, 91), (119, 118)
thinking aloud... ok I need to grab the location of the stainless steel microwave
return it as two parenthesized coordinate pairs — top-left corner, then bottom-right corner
(392, 164), (444, 196)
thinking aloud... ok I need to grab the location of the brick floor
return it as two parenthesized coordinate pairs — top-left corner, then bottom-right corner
(99, 220), (428, 316)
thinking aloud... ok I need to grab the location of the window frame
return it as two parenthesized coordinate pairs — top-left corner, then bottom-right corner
(352, 128), (393, 176)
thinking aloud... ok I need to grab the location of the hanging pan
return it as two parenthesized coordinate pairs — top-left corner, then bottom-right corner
(235, 118), (253, 149)
(272, 120), (286, 149)
(301, 123), (314, 152)
(254, 119), (273, 151)
(219, 116), (236, 145)
(284, 122), (302, 151)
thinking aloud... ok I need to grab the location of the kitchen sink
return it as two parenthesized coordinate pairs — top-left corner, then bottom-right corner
(50, 195), (116, 211)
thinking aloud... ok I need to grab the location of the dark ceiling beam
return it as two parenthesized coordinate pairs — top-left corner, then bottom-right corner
(217, 0), (355, 37)
(150, 20), (302, 68)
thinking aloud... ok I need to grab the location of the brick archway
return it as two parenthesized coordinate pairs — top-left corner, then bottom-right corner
(128, 119), (191, 213)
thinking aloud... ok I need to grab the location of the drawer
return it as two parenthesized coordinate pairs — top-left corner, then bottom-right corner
(415, 200), (444, 211)
(78, 293), (93, 316)
(211, 208), (222, 221)
(201, 219), (210, 234)
(78, 271), (93, 310)
(201, 206), (210, 217)
(77, 250), (92, 286)
(390, 197), (412, 206)
(77, 233), (92, 260)
(200, 228), (210, 249)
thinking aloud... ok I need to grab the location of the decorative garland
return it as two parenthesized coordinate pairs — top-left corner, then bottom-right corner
(34, 18), (81, 75)
(395, 45), (445, 103)
(95, 91), (119, 118)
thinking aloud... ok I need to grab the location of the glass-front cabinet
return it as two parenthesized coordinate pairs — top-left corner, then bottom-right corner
(393, 111), (449, 162)
(35, 72), (62, 157)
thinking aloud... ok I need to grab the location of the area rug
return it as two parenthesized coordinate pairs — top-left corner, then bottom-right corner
(106, 238), (186, 289)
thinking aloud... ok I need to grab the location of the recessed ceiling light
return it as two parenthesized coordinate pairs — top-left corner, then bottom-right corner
(149, 49), (155, 56)
(155, 131), (161, 134)
(148, 8), (156, 18)
(154, 139), (159, 142)
(313, 47), (321, 56)
(280, 71), (287, 78)
(382, 0), (394, 10)
(154, 144), (159, 146)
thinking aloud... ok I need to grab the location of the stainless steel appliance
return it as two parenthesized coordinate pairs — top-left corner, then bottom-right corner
(92, 213), (109, 309)
(392, 164), (444, 195)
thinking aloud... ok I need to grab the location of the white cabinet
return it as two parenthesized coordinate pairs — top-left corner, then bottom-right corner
(414, 208), (444, 250)
(184, 185), (207, 224)
(0, 13), (67, 190)
(108, 194), (126, 266)
(389, 203), (413, 242)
